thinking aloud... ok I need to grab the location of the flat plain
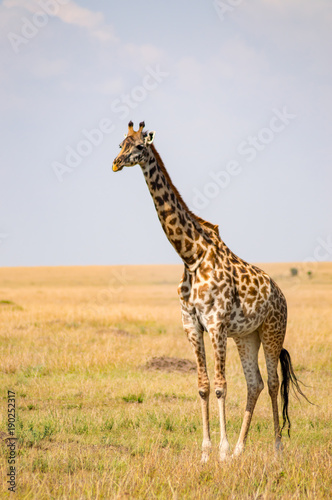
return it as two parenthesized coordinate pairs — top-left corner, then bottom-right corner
(0, 262), (331, 499)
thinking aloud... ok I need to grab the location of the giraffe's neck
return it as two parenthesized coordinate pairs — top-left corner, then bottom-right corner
(140, 145), (218, 271)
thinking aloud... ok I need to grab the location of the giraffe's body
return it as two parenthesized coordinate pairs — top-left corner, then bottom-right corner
(179, 247), (282, 340)
(112, 122), (309, 461)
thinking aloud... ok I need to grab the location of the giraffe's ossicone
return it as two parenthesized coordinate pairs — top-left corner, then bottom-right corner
(112, 121), (312, 462)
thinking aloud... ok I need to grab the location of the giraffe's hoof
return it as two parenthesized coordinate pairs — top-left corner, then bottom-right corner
(219, 442), (231, 461)
(201, 439), (212, 463)
(274, 440), (283, 455)
(219, 451), (230, 462)
(232, 444), (244, 458)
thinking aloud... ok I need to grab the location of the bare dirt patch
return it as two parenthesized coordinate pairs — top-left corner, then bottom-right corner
(145, 356), (196, 373)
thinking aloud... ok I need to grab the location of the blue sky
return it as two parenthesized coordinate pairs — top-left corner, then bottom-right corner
(0, 0), (331, 267)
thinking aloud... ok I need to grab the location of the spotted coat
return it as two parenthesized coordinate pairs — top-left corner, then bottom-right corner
(112, 121), (289, 461)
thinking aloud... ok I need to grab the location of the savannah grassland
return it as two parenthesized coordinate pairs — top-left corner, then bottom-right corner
(0, 263), (331, 499)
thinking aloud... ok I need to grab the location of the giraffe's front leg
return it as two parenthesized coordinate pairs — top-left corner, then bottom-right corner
(182, 312), (211, 463)
(209, 326), (230, 461)
(199, 384), (211, 463)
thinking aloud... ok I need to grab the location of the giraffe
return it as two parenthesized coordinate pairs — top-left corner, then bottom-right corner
(112, 121), (311, 462)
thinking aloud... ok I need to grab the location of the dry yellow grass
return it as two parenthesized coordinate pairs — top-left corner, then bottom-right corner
(0, 262), (331, 499)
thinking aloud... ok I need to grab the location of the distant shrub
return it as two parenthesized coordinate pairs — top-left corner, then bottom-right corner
(290, 267), (298, 277)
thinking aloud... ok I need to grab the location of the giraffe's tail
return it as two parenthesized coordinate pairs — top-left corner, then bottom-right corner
(279, 348), (313, 437)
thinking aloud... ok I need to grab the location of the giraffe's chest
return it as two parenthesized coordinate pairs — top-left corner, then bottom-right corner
(178, 266), (232, 323)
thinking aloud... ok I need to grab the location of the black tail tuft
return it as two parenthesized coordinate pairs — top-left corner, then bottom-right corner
(279, 348), (313, 437)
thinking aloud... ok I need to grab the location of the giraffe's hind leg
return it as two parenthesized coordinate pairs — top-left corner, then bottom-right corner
(233, 330), (264, 456)
(259, 321), (286, 453)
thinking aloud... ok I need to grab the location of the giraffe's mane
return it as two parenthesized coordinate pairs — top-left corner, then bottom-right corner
(150, 144), (220, 238)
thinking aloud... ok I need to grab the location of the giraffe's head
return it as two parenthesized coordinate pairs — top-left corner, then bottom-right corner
(112, 121), (155, 172)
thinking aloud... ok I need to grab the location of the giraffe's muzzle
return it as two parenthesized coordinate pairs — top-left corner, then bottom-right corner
(112, 161), (123, 172)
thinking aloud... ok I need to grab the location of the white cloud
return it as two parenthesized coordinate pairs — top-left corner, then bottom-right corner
(55, 1), (117, 42)
(2, 0), (117, 43)
(3, 0), (36, 11)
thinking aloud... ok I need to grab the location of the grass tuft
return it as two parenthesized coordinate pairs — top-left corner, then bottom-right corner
(122, 393), (144, 404)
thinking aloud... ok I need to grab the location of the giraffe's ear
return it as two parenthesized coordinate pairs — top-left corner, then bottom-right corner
(144, 131), (155, 145)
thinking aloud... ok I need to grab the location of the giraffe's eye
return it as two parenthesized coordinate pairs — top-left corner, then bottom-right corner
(136, 144), (144, 151)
